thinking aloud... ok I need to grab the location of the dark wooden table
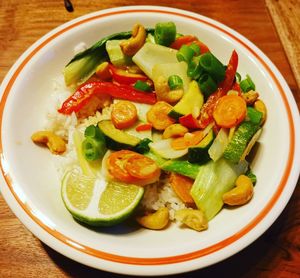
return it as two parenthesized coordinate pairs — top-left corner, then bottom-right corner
(0, 0), (299, 277)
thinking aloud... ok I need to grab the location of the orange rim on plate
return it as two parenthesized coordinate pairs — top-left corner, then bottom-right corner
(0, 9), (295, 265)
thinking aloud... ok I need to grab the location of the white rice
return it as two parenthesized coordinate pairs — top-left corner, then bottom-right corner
(45, 77), (187, 220)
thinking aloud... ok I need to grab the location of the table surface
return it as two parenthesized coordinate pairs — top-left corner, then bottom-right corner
(0, 0), (299, 277)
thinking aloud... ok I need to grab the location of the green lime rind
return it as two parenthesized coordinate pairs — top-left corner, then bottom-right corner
(61, 169), (144, 227)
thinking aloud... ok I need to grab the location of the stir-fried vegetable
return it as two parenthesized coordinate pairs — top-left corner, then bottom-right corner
(32, 21), (268, 231)
(58, 81), (157, 115)
(154, 22), (177, 46)
(213, 95), (247, 128)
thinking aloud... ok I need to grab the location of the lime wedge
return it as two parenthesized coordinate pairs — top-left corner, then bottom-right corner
(61, 168), (144, 226)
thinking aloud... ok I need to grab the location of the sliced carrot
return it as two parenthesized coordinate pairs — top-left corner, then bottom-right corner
(107, 150), (160, 185)
(171, 130), (204, 150)
(111, 100), (138, 129)
(125, 155), (160, 180)
(135, 123), (152, 132)
(146, 101), (175, 130)
(169, 173), (195, 206)
(213, 95), (247, 128)
(107, 150), (139, 183)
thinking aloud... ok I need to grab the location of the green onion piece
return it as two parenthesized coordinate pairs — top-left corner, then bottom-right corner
(189, 43), (200, 56)
(134, 80), (152, 92)
(84, 125), (105, 141)
(176, 45), (195, 63)
(154, 22), (176, 46)
(246, 107), (263, 125)
(187, 60), (202, 79)
(240, 74), (256, 92)
(235, 72), (242, 82)
(84, 125), (98, 138)
(168, 75), (183, 90)
(246, 169), (257, 184)
(82, 137), (104, 161)
(198, 73), (218, 98)
(176, 33), (183, 39)
(198, 53), (225, 83)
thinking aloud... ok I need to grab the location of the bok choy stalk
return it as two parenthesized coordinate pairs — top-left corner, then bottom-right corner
(64, 29), (154, 87)
(191, 158), (248, 220)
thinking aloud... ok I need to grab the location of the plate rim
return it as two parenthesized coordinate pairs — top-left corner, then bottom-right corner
(0, 5), (299, 276)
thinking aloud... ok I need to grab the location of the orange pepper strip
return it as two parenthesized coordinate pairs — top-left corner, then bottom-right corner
(169, 173), (195, 206)
(171, 130), (204, 150)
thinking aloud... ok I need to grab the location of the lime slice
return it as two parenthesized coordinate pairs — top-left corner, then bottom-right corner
(61, 168), (144, 226)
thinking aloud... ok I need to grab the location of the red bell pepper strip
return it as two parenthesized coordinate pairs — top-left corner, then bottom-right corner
(109, 64), (148, 85)
(58, 82), (157, 115)
(198, 50), (239, 128)
(135, 123), (152, 132)
(232, 82), (242, 95)
(170, 35), (198, 49)
(218, 50), (238, 94)
(179, 114), (201, 129)
(170, 35), (210, 54)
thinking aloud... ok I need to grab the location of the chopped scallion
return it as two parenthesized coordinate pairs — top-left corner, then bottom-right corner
(235, 72), (242, 82)
(168, 75), (183, 90)
(134, 80), (152, 92)
(189, 43), (200, 56)
(240, 74), (256, 92)
(246, 107), (262, 125)
(154, 22), (176, 46)
(187, 60), (202, 79)
(198, 53), (225, 83)
(82, 137), (103, 161)
(198, 73), (217, 98)
(84, 125), (105, 141)
(83, 125), (106, 161)
(176, 45), (195, 63)
(246, 169), (257, 184)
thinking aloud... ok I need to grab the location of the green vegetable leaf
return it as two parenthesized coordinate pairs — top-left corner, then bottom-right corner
(64, 29), (154, 87)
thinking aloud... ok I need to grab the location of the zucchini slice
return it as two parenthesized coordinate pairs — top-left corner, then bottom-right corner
(223, 121), (260, 163)
(188, 129), (215, 164)
(98, 120), (141, 150)
(169, 81), (204, 119)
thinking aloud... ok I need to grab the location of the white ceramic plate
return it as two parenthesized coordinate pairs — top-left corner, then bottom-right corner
(0, 6), (299, 276)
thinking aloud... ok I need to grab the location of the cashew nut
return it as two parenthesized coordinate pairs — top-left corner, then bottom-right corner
(242, 90), (259, 105)
(136, 207), (169, 230)
(120, 24), (146, 56)
(254, 99), (267, 124)
(162, 124), (188, 139)
(154, 76), (184, 103)
(222, 175), (254, 206)
(31, 131), (66, 154)
(127, 65), (144, 74)
(175, 209), (208, 232)
(95, 62), (111, 80)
